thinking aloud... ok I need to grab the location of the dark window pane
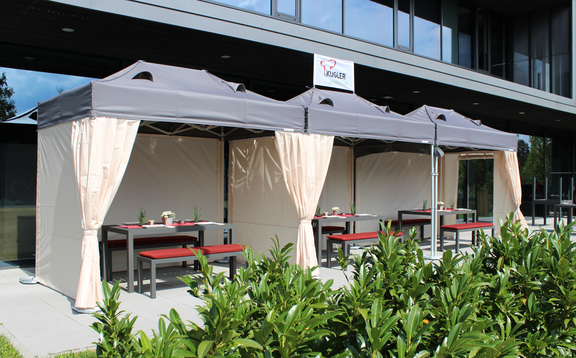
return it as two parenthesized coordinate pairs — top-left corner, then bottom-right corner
(490, 13), (508, 78)
(512, 15), (529, 86)
(531, 10), (550, 91)
(442, 0), (458, 63)
(458, 1), (473, 68)
(344, 0), (393, 47)
(398, 0), (411, 48)
(302, 0), (343, 33)
(0, 142), (37, 261)
(414, 0), (441, 59)
(477, 9), (488, 70)
(216, 0), (271, 14)
(551, 4), (571, 98)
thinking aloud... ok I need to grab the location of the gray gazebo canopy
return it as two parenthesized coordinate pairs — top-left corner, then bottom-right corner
(37, 61), (305, 134)
(406, 105), (518, 152)
(287, 87), (435, 147)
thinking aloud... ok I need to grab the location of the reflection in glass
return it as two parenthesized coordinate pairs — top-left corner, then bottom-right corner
(302, 0), (342, 33)
(278, 0), (296, 16)
(414, 0), (440, 60)
(398, 0), (411, 48)
(215, 0), (271, 14)
(344, 0), (393, 46)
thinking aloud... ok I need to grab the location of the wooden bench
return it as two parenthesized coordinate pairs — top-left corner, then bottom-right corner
(100, 235), (198, 280)
(439, 222), (494, 253)
(137, 244), (246, 298)
(325, 231), (400, 268)
(387, 219), (431, 239)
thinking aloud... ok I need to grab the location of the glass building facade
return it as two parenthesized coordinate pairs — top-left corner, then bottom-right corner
(214, 0), (572, 98)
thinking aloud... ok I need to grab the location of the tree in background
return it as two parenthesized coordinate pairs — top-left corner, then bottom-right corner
(517, 138), (530, 170)
(520, 136), (552, 184)
(0, 72), (16, 121)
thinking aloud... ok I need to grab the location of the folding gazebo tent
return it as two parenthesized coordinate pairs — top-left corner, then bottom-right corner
(229, 88), (437, 268)
(405, 105), (525, 255)
(36, 61), (306, 311)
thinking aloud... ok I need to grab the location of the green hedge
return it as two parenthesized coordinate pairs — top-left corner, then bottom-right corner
(92, 214), (576, 357)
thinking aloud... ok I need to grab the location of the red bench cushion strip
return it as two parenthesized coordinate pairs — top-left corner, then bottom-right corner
(327, 231), (400, 241)
(441, 223), (494, 230)
(139, 244), (246, 259)
(101, 235), (198, 248)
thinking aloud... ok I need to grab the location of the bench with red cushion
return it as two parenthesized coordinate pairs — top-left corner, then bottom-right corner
(440, 222), (494, 253)
(137, 244), (247, 298)
(99, 235), (198, 281)
(386, 219), (431, 239)
(325, 231), (401, 268)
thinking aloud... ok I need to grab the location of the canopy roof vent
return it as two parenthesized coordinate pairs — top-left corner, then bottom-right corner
(132, 71), (153, 81)
(375, 105), (391, 114)
(318, 97), (334, 106)
(435, 114), (447, 121)
(222, 81), (246, 93)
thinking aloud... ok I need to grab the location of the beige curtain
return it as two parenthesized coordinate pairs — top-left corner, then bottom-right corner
(72, 117), (140, 310)
(495, 151), (528, 229)
(274, 132), (334, 270)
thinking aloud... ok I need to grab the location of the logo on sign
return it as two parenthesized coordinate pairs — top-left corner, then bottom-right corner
(320, 59), (347, 80)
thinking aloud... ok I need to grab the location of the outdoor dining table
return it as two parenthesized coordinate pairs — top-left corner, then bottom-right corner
(396, 208), (477, 234)
(101, 222), (235, 293)
(312, 214), (385, 265)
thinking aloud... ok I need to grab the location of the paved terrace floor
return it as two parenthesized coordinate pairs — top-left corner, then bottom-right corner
(0, 217), (570, 357)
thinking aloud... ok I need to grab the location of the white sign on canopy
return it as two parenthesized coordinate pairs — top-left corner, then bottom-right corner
(313, 54), (355, 92)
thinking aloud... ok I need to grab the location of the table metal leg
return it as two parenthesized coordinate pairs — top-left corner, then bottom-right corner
(315, 223), (322, 267)
(127, 232), (134, 293)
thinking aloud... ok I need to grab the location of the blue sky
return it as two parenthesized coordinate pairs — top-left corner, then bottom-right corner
(1, 67), (94, 124)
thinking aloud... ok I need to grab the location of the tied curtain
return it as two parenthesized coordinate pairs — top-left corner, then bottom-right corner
(72, 117), (140, 309)
(275, 132), (334, 270)
(495, 151), (528, 230)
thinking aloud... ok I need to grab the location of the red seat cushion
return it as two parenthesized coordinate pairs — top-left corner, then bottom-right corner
(388, 219), (431, 226)
(321, 226), (346, 232)
(139, 244), (246, 259)
(327, 231), (400, 241)
(441, 223), (494, 230)
(101, 235), (198, 248)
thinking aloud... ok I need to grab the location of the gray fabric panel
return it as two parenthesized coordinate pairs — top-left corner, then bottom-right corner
(38, 83), (92, 129)
(289, 88), (435, 144)
(406, 105), (517, 152)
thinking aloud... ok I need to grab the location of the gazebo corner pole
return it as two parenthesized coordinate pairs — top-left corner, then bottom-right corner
(430, 144), (437, 258)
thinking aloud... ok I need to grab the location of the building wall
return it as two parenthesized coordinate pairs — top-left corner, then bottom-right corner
(54, 0), (575, 115)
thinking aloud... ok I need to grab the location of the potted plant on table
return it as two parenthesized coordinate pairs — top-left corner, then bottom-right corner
(161, 211), (176, 225)
(422, 199), (428, 210)
(450, 199), (455, 209)
(137, 208), (146, 226)
(193, 207), (202, 222)
(350, 203), (356, 215)
(437, 201), (444, 210)
(332, 206), (340, 215)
